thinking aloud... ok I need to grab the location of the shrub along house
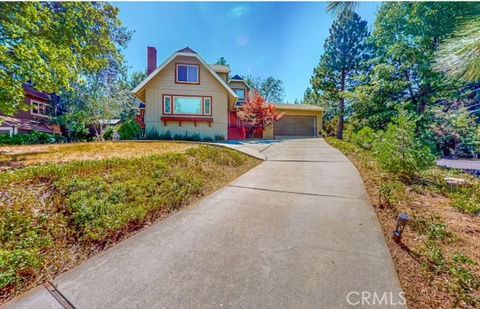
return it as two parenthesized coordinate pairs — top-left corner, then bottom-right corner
(133, 47), (324, 140)
(0, 84), (61, 136)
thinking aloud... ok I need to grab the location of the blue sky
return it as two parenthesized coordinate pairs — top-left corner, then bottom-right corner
(115, 2), (380, 103)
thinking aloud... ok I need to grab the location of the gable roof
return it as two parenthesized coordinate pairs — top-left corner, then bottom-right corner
(228, 74), (251, 90)
(176, 46), (197, 54)
(132, 47), (238, 100)
(230, 74), (243, 81)
(24, 84), (50, 101)
(0, 115), (61, 134)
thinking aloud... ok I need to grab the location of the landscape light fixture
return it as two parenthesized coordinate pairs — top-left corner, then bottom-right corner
(393, 213), (410, 243)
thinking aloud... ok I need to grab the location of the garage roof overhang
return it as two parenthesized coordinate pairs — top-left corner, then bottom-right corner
(270, 103), (325, 113)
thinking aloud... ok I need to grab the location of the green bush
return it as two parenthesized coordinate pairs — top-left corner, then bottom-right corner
(183, 133), (201, 142)
(173, 133), (183, 140)
(103, 126), (115, 140)
(145, 129), (173, 141)
(450, 186), (480, 216)
(374, 113), (435, 178)
(0, 131), (65, 146)
(379, 180), (407, 207)
(145, 128), (160, 140)
(214, 134), (225, 141)
(145, 131), (215, 142)
(350, 126), (378, 150)
(117, 120), (142, 140)
(159, 130), (172, 140)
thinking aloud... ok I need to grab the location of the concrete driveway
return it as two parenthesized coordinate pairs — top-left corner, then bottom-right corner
(6, 139), (405, 309)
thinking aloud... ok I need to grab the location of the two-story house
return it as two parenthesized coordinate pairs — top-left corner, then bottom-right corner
(133, 47), (324, 140)
(0, 85), (60, 136)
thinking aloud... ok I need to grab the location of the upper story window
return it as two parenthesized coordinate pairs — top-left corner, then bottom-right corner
(233, 88), (246, 107)
(176, 64), (199, 84)
(31, 100), (50, 117)
(233, 89), (246, 101)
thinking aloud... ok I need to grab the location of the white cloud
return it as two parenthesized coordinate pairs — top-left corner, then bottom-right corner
(229, 5), (249, 18)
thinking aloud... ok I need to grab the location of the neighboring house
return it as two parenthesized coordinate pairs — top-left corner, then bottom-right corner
(0, 85), (61, 136)
(133, 47), (324, 140)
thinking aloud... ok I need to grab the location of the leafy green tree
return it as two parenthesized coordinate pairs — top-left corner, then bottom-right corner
(372, 2), (476, 115)
(243, 75), (285, 103)
(129, 71), (147, 90)
(260, 77), (284, 103)
(57, 67), (138, 140)
(215, 57), (229, 67)
(310, 10), (369, 139)
(243, 75), (261, 91)
(347, 63), (408, 131)
(429, 106), (480, 157)
(0, 2), (130, 115)
(302, 87), (320, 105)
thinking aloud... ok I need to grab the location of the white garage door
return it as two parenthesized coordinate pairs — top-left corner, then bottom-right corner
(274, 116), (316, 137)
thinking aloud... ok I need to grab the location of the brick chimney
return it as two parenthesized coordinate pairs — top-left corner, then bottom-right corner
(147, 46), (157, 75)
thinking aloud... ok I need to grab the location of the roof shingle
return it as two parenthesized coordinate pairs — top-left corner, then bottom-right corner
(176, 47), (197, 54)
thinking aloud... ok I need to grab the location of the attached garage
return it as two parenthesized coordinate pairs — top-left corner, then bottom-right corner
(274, 116), (316, 137)
(263, 103), (324, 139)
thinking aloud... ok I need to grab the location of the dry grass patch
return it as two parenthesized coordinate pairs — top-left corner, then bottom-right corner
(0, 144), (260, 303)
(327, 138), (480, 309)
(0, 141), (195, 170)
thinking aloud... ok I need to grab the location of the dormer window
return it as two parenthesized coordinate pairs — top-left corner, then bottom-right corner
(233, 89), (246, 101)
(176, 64), (199, 84)
(233, 88), (246, 107)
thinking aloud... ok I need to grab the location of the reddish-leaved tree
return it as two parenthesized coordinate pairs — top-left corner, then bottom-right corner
(236, 92), (284, 138)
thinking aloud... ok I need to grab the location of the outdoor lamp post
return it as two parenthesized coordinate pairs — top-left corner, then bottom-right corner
(393, 213), (410, 243)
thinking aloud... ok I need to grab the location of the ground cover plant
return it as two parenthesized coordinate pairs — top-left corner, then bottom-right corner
(0, 143), (259, 302)
(327, 137), (480, 308)
(0, 132), (65, 146)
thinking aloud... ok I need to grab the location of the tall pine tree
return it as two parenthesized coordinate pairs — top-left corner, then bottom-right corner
(310, 10), (369, 139)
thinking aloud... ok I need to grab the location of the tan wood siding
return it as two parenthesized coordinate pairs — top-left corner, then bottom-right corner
(144, 55), (229, 139)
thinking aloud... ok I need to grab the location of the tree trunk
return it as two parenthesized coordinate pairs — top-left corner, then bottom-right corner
(416, 100), (428, 114)
(416, 84), (432, 114)
(336, 70), (346, 140)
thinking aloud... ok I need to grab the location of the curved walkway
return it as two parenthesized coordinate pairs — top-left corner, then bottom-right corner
(6, 139), (404, 309)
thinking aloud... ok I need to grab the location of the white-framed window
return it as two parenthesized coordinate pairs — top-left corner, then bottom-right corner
(176, 64), (199, 84)
(203, 97), (212, 115)
(31, 100), (50, 117)
(163, 96), (172, 114)
(163, 95), (212, 116)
